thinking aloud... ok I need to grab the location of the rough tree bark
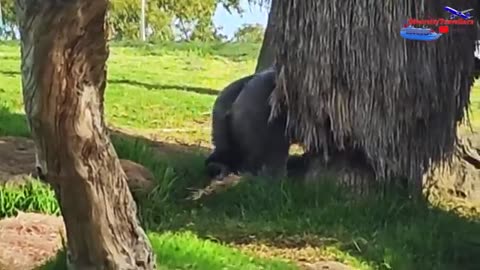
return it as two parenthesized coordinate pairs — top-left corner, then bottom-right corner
(15, 0), (156, 269)
(255, 0), (277, 73)
(269, 0), (479, 198)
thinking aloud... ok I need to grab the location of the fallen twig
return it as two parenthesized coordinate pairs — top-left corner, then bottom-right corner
(186, 174), (244, 200)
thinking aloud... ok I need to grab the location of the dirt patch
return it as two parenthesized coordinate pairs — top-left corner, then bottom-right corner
(302, 261), (354, 270)
(0, 212), (65, 270)
(0, 136), (36, 184)
(236, 243), (354, 268)
(109, 126), (211, 156)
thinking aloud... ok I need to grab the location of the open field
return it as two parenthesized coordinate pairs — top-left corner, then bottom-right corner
(1, 41), (480, 270)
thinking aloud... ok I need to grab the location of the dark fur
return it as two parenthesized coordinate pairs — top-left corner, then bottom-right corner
(206, 67), (293, 179)
(230, 68), (289, 178)
(205, 74), (255, 178)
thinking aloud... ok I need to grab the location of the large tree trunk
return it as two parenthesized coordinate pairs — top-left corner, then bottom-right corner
(269, 0), (479, 198)
(15, 1), (156, 269)
(255, 0), (277, 73)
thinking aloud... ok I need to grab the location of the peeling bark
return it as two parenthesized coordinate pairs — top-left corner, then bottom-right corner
(15, 0), (156, 269)
(424, 133), (480, 205)
(255, 0), (277, 73)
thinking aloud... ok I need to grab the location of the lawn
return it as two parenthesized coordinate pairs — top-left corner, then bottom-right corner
(1, 40), (480, 270)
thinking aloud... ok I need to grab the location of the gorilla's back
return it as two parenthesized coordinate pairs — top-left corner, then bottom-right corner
(213, 74), (254, 115)
(230, 68), (279, 156)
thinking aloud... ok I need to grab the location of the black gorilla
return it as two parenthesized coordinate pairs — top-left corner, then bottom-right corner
(205, 67), (291, 179)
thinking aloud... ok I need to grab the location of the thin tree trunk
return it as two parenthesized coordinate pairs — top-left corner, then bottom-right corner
(255, 0), (277, 73)
(15, 1), (156, 269)
(140, 0), (146, 41)
(0, 1), (3, 36)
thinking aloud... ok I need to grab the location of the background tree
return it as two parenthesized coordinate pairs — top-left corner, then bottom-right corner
(0, 0), (3, 38)
(233, 23), (264, 42)
(4, 0), (247, 41)
(190, 17), (226, 41)
(169, 0), (221, 41)
(0, 0), (16, 39)
(15, 0), (156, 268)
(269, 0), (480, 197)
(109, 0), (175, 41)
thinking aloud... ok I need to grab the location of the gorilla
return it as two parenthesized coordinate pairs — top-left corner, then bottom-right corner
(205, 67), (292, 179)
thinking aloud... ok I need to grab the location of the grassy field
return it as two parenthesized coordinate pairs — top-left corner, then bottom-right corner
(1, 40), (480, 270)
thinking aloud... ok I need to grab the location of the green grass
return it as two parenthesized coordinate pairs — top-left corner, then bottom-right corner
(1, 41), (480, 270)
(39, 231), (295, 270)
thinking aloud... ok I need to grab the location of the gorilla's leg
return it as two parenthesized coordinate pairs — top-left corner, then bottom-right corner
(230, 67), (289, 178)
(259, 123), (290, 179)
(206, 74), (255, 178)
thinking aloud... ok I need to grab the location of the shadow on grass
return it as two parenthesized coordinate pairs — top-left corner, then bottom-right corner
(1, 105), (479, 269)
(0, 70), (20, 77)
(0, 71), (220, 96)
(105, 121), (480, 269)
(148, 180), (480, 269)
(0, 55), (20, 61)
(109, 79), (219, 95)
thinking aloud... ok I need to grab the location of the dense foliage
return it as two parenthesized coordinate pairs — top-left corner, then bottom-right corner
(233, 23), (265, 42)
